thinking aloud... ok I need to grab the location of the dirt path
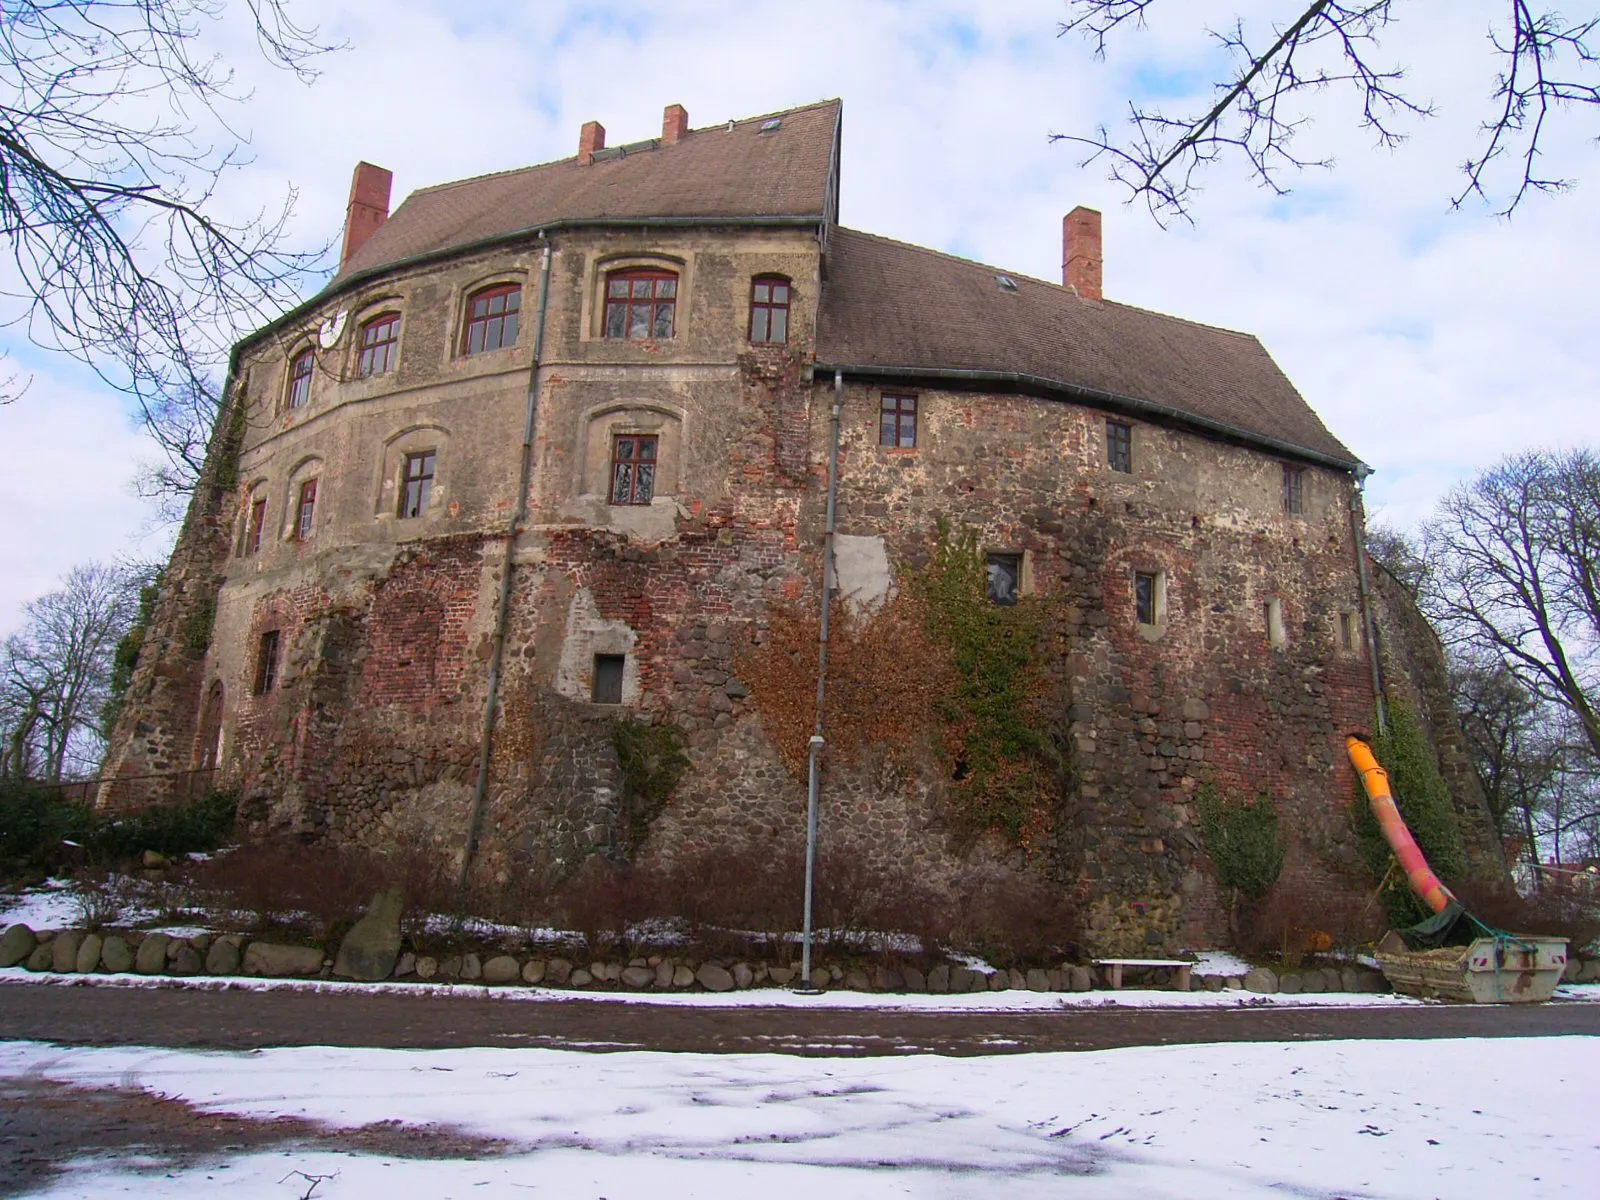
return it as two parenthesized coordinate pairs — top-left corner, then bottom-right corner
(0, 1075), (511, 1198)
(4, 977), (1598, 1057)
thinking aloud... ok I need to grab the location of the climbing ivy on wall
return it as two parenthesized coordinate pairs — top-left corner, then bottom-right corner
(611, 717), (690, 854)
(740, 522), (1057, 848)
(1350, 697), (1466, 926)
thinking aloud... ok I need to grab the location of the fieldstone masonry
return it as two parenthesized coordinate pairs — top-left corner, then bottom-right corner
(97, 102), (1506, 954)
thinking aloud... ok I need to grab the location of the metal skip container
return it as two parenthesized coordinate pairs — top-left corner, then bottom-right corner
(1375, 931), (1570, 1004)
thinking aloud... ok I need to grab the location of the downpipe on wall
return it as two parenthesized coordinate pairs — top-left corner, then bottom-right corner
(459, 238), (553, 889)
(799, 369), (844, 991)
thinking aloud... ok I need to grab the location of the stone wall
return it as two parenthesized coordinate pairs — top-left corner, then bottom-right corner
(101, 218), (1497, 955)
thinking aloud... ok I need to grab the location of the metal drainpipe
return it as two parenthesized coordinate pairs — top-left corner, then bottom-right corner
(1349, 471), (1388, 737)
(459, 239), (553, 888)
(799, 369), (844, 990)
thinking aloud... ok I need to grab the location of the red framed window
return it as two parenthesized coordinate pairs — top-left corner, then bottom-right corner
(463, 285), (520, 355)
(244, 497), (267, 556)
(749, 276), (790, 343)
(287, 349), (313, 409)
(879, 393), (917, 448)
(294, 479), (318, 540)
(357, 314), (400, 377)
(253, 629), (280, 695)
(610, 434), (658, 505)
(399, 451), (435, 519)
(604, 269), (677, 340)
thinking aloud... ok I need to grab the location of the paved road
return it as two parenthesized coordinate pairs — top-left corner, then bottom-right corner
(4, 979), (1598, 1056)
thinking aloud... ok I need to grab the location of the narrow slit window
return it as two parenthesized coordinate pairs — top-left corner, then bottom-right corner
(1107, 420), (1132, 474)
(610, 434), (658, 506)
(253, 629), (280, 695)
(463, 285), (521, 355)
(287, 349), (313, 410)
(244, 498), (267, 556)
(1135, 570), (1158, 626)
(294, 479), (318, 540)
(592, 654), (625, 704)
(749, 276), (790, 344)
(1265, 597), (1286, 648)
(1339, 611), (1355, 650)
(399, 451), (435, 519)
(986, 553), (1021, 606)
(879, 393), (917, 448)
(357, 314), (400, 377)
(604, 269), (677, 340)
(1282, 465), (1306, 516)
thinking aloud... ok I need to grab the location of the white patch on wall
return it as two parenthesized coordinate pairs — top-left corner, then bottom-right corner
(834, 534), (893, 616)
(555, 586), (639, 704)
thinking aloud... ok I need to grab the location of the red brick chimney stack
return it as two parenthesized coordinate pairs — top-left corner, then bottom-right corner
(340, 162), (393, 269)
(1062, 206), (1103, 301)
(662, 104), (689, 145)
(578, 120), (606, 166)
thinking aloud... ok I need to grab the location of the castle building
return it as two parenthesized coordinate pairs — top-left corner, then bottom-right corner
(101, 100), (1499, 951)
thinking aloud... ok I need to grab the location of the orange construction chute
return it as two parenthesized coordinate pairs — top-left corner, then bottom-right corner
(1346, 735), (1453, 914)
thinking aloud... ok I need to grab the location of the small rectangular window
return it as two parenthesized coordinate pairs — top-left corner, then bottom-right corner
(399, 452), (435, 519)
(1107, 420), (1132, 474)
(358, 314), (400, 377)
(253, 630), (280, 695)
(986, 553), (1021, 606)
(879, 394), (917, 448)
(287, 349), (313, 410)
(1134, 570), (1158, 626)
(610, 435), (658, 505)
(295, 479), (317, 540)
(245, 498), (267, 556)
(749, 276), (790, 344)
(1265, 597), (1286, 648)
(1282, 465), (1306, 516)
(592, 654), (625, 704)
(1339, 611), (1355, 650)
(464, 286), (520, 355)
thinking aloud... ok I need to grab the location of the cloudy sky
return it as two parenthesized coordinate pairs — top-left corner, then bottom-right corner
(3, 0), (1597, 634)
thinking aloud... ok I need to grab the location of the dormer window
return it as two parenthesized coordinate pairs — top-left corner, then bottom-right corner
(286, 349), (313, 410)
(604, 269), (676, 340)
(357, 313), (400, 377)
(749, 276), (789, 344)
(463, 284), (520, 355)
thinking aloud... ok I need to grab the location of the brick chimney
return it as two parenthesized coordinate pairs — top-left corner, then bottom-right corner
(578, 120), (606, 165)
(1062, 206), (1103, 301)
(340, 162), (392, 269)
(662, 104), (689, 145)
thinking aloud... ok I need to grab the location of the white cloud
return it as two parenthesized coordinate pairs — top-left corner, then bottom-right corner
(3, 0), (1596, 630)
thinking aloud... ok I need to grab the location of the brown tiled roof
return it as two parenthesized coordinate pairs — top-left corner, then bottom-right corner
(335, 100), (840, 281)
(816, 228), (1359, 468)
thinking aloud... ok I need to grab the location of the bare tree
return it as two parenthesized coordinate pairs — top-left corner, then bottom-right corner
(0, 0), (331, 494)
(0, 562), (147, 780)
(1421, 449), (1600, 764)
(1056, 2), (1600, 220)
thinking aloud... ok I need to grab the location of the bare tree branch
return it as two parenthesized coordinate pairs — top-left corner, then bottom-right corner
(1057, 2), (1600, 220)
(0, 1), (334, 493)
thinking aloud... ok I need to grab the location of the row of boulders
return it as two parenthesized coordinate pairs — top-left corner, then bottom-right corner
(1239, 965), (1389, 994)
(2, 919), (1402, 995)
(1563, 956), (1600, 983)
(0, 924), (328, 978)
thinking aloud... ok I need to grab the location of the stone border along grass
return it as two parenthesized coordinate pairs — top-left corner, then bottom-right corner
(6, 922), (1596, 996)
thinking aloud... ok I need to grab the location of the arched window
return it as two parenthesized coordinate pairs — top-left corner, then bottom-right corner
(463, 284), (520, 355)
(749, 275), (789, 344)
(286, 348), (314, 409)
(357, 313), (400, 377)
(604, 269), (677, 340)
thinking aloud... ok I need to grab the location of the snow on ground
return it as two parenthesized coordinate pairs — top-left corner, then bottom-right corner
(3, 1035), (1595, 1199)
(0, 881), (84, 930)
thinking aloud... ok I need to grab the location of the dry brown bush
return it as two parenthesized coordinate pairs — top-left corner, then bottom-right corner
(1455, 880), (1600, 952)
(1239, 876), (1387, 965)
